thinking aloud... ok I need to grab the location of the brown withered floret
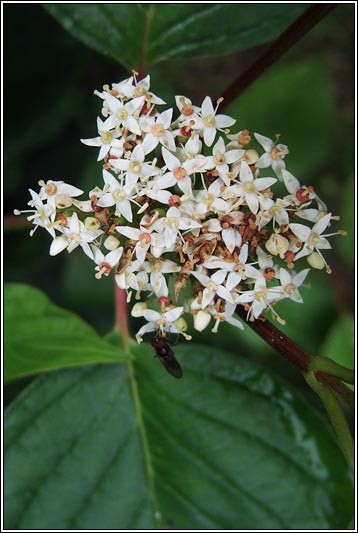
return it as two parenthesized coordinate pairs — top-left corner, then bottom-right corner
(193, 238), (218, 264)
(205, 169), (219, 185)
(115, 244), (135, 275)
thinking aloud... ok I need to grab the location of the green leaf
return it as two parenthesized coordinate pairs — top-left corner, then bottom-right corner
(4, 283), (129, 382)
(5, 343), (353, 529)
(44, 4), (306, 70)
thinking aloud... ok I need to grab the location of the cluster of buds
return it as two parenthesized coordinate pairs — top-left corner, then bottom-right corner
(15, 73), (345, 343)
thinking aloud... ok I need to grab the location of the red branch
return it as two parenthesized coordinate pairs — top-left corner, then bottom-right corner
(218, 4), (337, 106)
(235, 306), (354, 411)
(235, 305), (311, 372)
(114, 282), (130, 339)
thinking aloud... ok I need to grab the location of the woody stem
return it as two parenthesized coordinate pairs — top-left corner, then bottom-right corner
(114, 282), (130, 339)
(235, 305), (354, 412)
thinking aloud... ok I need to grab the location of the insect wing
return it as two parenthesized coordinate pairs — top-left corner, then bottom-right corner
(152, 335), (183, 379)
(159, 350), (183, 379)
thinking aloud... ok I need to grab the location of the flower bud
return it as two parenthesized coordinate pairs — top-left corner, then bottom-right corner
(193, 310), (211, 332)
(174, 317), (188, 332)
(307, 252), (325, 270)
(244, 149), (259, 165)
(131, 302), (147, 317)
(104, 235), (120, 250)
(84, 217), (101, 230)
(55, 194), (72, 209)
(265, 233), (289, 259)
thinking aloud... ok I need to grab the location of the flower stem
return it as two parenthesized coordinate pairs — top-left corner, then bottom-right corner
(219, 4), (337, 107)
(235, 305), (311, 372)
(114, 282), (130, 340)
(305, 371), (354, 474)
(235, 306), (354, 412)
(310, 355), (354, 384)
(315, 371), (354, 413)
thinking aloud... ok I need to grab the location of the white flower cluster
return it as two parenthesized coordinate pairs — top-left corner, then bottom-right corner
(15, 73), (345, 343)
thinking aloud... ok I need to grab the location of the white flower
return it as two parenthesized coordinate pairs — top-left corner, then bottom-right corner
(195, 180), (230, 214)
(195, 96), (236, 147)
(206, 137), (244, 185)
(202, 244), (257, 291)
(148, 258), (181, 297)
(103, 95), (145, 135)
(115, 224), (163, 264)
(236, 276), (280, 321)
(109, 76), (136, 99)
(274, 267), (310, 302)
(129, 74), (166, 104)
(282, 169), (327, 212)
(49, 212), (102, 259)
(192, 270), (234, 309)
(38, 179), (83, 211)
(141, 109), (176, 153)
(110, 144), (158, 188)
(92, 246), (124, 278)
(14, 189), (57, 237)
(202, 215), (242, 254)
(209, 302), (244, 333)
(258, 197), (290, 229)
(289, 213), (333, 260)
(97, 169), (137, 222)
(152, 147), (197, 197)
(175, 95), (200, 122)
(227, 161), (277, 214)
(254, 133), (289, 179)
(152, 206), (201, 248)
(135, 306), (187, 342)
(81, 116), (123, 161)
(115, 261), (140, 292)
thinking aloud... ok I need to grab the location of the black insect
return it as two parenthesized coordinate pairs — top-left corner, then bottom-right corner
(151, 334), (183, 379)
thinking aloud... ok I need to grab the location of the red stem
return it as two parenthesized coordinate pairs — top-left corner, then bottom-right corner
(114, 282), (130, 339)
(315, 371), (355, 413)
(235, 306), (354, 411)
(235, 305), (311, 372)
(218, 4), (337, 106)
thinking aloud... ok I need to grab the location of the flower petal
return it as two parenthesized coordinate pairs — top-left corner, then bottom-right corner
(254, 132), (273, 152)
(245, 192), (259, 214)
(254, 177), (277, 191)
(289, 223), (311, 242)
(49, 236), (68, 256)
(203, 127), (216, 147)
(240, 161), (254, 183)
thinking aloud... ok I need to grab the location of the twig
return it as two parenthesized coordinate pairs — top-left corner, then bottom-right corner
(114, 281), (130, 340)
(235, 305), (311, 372)
(218, 4), (337, 107)
(235, 306), (354, 412)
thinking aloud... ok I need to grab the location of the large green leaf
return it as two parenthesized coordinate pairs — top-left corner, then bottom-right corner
(5, 343), (353, 529)
(44, 4), (307, 70)
(4, 284), (129, 381)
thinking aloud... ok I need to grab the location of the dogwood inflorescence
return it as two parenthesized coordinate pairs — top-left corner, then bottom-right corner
(15, 73), (346, 343)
